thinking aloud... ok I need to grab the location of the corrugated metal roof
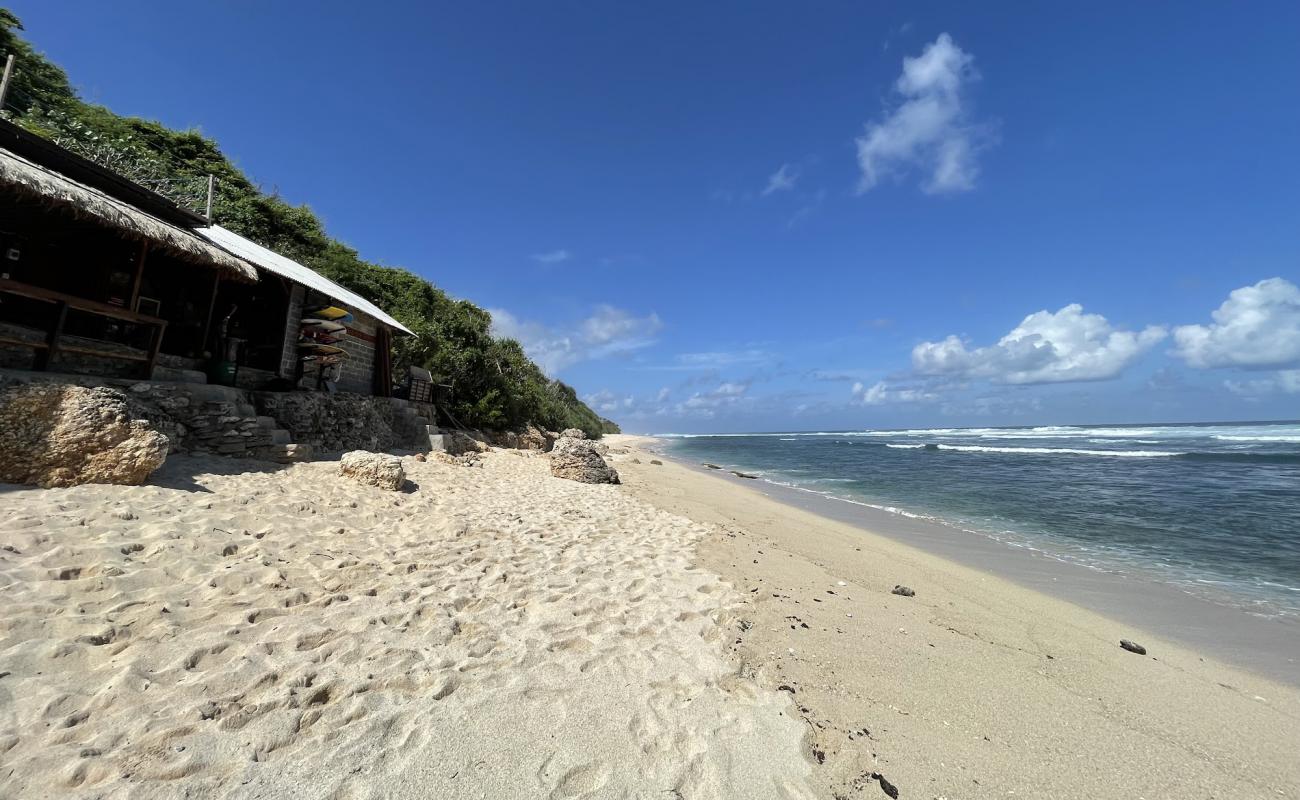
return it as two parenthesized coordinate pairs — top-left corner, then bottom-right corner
(197, 225), (414, 335)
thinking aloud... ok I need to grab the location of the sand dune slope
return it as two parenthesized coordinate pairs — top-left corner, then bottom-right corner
(0, 452), (813, 799)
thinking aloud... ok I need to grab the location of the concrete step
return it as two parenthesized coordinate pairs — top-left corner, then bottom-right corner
(251, 442), (313, 463)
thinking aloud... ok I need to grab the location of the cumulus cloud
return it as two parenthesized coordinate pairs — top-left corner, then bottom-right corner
(912, 304), (1166, 384)
(856, 33), (990, 194)
(762, 163), (800, 196)
(489, 304), (662, 375)
(678, 382), (751, 417)
(1224, 370), (1300, 397)
(531, 249), (571, 264)
(1172, 278), (1300, 369)
(583, 389), (636, 414)
(851, 380), (937, 406)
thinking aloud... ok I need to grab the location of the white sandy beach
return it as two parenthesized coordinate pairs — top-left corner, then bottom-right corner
(0, 449), (813, 799)
(2, 438), (1299, 800)
(606, 435), (1300, 800)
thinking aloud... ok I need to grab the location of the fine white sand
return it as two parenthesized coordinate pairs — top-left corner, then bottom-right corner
(0, 451), (815, 799)
(606, 435), (1300, 800)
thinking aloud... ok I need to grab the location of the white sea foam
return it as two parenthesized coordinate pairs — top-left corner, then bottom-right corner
(886, 443), (1180, 457)
(1214, 435), (1300, 443)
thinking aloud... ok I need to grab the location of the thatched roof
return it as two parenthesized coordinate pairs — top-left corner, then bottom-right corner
(0, 147), (258, 283)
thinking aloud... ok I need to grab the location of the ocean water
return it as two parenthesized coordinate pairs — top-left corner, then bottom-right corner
(661, 422), (1300, 618)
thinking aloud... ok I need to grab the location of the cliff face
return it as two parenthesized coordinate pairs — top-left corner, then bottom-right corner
(0, 12), (609, 439)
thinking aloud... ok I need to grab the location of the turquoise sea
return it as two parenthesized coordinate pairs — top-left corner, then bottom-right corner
(662, 421), (1300, 619)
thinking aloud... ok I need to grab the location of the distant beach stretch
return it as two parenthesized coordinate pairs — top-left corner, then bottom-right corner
(662, 422), (1300, 623)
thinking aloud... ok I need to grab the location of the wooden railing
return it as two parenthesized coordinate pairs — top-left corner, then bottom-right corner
(0, 277), (168, 378)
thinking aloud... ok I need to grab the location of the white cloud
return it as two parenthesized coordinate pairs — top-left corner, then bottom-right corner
(656, 387), (671, 402)
(852, 380), (937, 406)
(531, 249), (571, 264)
(913, 304), (1166, 384)
(856, 33), (990, 194)
(678, 382), (752, 417)
(583, 389), (638, 414)
(642, 349), (771, 370)
(489, 304), (662, 375)
(762, 163), (800, 196)
(1224, 371), (1300, 398)
(1172, 278), (1300, 369)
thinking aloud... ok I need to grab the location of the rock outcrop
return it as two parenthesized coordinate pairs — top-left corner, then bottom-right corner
(0, 383), (169, 488)
(339, 450), (406, 490)
(550, 431), (619, 484)
(516, 424), (557, 452)
(559, 428), (587, 440)
(445, 430), (491, 456)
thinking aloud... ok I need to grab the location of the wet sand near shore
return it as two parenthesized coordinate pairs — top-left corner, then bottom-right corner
(608, 435), (1300, 800)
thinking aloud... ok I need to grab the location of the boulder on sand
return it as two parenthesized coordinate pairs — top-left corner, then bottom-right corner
(516, 424), (554, 452)
(559, 428), (586, 440)
(0, 383), (169, 488)
(445, 430), (490, 456)
(339, 450), (406, 490)
(550, 431), (619, 484)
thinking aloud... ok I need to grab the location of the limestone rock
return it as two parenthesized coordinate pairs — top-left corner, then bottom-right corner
(445, 430), (490, 456)
(339, 450), (406, 490)
(891, 585), (916, 597)
(550, 437), (620, 484)
(0, 383), (169, 488)
(559, 428), (587, 440)
(1119, 639), (1147, 655)
(516, 424), (556, 452)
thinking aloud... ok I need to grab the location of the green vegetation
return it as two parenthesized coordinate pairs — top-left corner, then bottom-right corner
(0, 11), (609, 437)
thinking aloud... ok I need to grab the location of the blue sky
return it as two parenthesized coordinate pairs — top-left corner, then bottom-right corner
(14, 1), (1300, 432)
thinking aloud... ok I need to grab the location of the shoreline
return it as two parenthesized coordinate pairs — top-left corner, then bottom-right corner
(641, 436), (1300, 685)
(607, 435), (1300, 799)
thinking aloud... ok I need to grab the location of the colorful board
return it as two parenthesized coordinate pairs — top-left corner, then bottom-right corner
(300, 318), (347, 333)
(298, 343), (348, 356)
(308, 306), (353, 323)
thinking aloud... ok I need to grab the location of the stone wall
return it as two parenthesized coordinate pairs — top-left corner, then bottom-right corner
(336, 309), (379, 395)
(0, 368), (435, 463)
(280, 284), (306, 378)
(0, 369), (279, 458)
(252, 391), (429, 453)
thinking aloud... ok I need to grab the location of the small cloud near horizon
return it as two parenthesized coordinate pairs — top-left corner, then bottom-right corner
(489, 304), (661, 375)
(531, 249), (572, 264)
(762, 163), (800, 196)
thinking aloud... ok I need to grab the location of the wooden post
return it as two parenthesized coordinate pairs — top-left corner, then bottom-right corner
(129, 240), (149, 310)
(0, 55), (15, 110)
(200, 272), (221, 355)
(34, 300), (68, 371)
(205, 175), (215, 222)
(143, 320), (167, 379)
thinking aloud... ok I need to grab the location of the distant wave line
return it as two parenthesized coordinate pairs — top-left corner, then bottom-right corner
(884, 443), (1178, 457)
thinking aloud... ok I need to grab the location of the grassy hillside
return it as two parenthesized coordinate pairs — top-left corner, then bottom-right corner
(0, 10), (611, 438)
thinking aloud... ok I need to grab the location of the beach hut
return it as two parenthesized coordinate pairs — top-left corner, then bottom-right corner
(0, 119), (411, 397)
